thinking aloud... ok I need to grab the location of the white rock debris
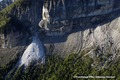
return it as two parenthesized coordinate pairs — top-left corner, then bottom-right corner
(19, 36), (45, 67)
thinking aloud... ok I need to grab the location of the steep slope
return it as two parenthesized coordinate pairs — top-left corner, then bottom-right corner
(0, 0), (120, 79)
(41, 0), (120, 56)
(40, 0), (120, 68)
(0, 0), (120, 68)
(44, 16), (120, 56)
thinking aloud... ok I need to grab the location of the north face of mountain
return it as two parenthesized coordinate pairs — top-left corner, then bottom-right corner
(0, 0), (120, 70)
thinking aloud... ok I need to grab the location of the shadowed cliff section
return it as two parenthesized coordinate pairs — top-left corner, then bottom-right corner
(0, 0), (44, 48)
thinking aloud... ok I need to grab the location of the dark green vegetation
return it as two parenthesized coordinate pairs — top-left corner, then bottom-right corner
(0, 53), (120, 80)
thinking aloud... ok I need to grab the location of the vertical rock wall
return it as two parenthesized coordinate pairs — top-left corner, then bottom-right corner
(39, 0), (120, 36)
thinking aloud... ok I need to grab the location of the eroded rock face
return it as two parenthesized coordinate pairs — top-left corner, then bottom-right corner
(39, 0), (120, 36)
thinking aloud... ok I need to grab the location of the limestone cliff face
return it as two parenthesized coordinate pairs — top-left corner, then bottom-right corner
(39, 0), (120, 36)
(40, 0), (120, 67)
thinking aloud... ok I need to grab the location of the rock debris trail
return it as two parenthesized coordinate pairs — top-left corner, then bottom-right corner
(19, 36), (45, 67)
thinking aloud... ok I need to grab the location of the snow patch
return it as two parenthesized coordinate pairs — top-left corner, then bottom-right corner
(19, 37), (45, 67)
